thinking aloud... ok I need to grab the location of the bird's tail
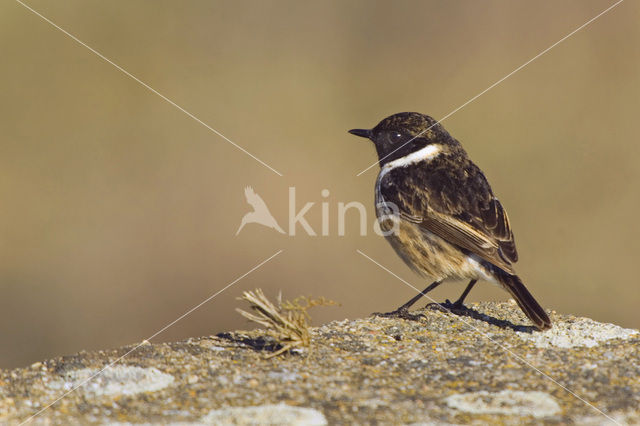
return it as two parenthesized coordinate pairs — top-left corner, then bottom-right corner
(494, 269), (551, 330)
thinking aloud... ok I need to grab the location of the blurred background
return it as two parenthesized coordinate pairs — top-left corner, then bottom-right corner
(1, 0), (639, 369)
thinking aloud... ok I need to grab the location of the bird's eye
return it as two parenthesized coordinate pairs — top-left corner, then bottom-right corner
(394, 132), (402, 139)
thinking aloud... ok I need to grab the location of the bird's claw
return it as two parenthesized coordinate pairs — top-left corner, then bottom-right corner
(426, 299), (467, 314)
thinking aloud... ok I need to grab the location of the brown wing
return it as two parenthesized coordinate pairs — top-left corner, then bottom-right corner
(378, 154), (518, 273)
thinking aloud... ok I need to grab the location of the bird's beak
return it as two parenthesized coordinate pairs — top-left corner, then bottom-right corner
(348, 128), (372, 139)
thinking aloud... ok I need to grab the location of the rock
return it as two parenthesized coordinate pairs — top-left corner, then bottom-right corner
(516, 317), (638, 349)
(46, 366), (175, 396)
(1, 302), (639, 425)
(444, 390), (561, 418)
(201, 403), (327, 425)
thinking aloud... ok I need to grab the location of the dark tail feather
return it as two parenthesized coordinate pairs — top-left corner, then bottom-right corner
(495, 270), (551, 330)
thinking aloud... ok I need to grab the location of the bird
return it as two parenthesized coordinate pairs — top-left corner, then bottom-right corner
(236, 186), (285, 235)
(349, 112), (551, 330)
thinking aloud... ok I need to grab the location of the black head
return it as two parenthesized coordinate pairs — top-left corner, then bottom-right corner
(349, 112), (458, 166)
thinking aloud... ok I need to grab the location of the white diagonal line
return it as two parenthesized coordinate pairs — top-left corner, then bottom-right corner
(14, 0), (283, 177)
(19, 249), (284, 425)
(356, 249), (619, 425)
(356, 0), (625, 176)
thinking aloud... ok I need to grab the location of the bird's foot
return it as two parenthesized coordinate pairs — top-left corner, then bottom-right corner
(372, 308), (425, 321)
(426, 299), (469, 315)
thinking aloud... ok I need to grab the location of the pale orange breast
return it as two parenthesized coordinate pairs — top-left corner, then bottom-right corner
(378, 215), (495, 283)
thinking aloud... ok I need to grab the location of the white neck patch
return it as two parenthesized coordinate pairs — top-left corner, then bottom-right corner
(376, 144), (443, 209)
(380, 144), (443, 176)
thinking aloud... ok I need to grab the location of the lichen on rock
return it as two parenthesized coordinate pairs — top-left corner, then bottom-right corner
(1, 302), (639, 425)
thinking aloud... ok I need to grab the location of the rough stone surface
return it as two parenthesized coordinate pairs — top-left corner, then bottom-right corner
(516, 317), (638, 349)
(201, 403), (327, 425)
(46, 366), (175, 397)
(1, 302), (639, 425)
(444, 390), (561, 418)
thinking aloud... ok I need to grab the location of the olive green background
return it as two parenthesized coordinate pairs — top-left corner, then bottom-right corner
(1, 0), (639, 369)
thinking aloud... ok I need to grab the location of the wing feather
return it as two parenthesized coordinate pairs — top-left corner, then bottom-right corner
(379, 153), (518, 273)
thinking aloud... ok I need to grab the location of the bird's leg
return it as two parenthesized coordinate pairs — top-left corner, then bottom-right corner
(427, 279), (477, 313)
(450, 279), (477, 307)
(373, 280), (443, 320)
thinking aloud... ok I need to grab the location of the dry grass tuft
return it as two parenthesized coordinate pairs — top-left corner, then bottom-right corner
(236, 288), (337, 358)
